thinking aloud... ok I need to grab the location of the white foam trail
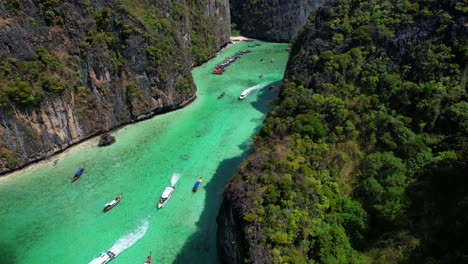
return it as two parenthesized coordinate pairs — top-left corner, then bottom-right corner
(240, 81), (277, 98)
(108, 220), (149, 255)
(170, 172), (181, 186)
(248, 82), (271, 91)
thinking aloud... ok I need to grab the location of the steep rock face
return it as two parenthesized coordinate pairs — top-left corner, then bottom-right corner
(286, 5), (468, 81)
(230, 0), (326, 42)
(216, 199), (247, 264)
(0, 0), (230, 174)
(218, 0), (467, 263)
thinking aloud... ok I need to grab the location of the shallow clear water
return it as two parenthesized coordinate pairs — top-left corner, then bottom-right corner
(0, 41), (289, 264)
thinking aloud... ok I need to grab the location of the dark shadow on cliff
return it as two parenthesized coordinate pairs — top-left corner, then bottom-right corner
(0, 242), (16, 264)
(172, 155), (246, 264)
(249, 80), (281, 115)
(172, 85), (277, 263)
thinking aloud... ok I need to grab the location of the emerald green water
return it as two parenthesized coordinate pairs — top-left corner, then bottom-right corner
(0, 41), (288, 264)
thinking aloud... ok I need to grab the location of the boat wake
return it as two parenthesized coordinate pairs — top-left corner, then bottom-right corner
(239, 82), (276, 99)
(248, 82), (271, 91)
(170, 172), (181, 186)
(108, 219), (149, 256)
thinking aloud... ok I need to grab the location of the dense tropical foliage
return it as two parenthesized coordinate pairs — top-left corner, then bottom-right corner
(226, 0), (467, 263)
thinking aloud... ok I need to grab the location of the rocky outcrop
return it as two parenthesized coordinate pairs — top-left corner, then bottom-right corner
(230, 0), (326, 42)
(98, 133), (115, 147)
(0, 0), (230, 174)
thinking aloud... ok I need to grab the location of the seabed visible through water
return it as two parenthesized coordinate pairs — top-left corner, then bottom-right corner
(0, 40), (289, 264)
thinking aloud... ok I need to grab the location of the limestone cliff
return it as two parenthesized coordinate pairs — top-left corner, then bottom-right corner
(0, 0), (230, 174)
(230, 0), (326, 42)
(218, 0), (467, 263)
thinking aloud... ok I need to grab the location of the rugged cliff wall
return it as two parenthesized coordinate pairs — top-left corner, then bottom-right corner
(217, 199), (247, 264)
(0, 0), (230, 174)
(219, 0), (467, 263)
(230, 0), (326, 42)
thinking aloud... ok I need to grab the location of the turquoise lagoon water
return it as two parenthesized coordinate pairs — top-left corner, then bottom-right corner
(0, 41), (289, 264)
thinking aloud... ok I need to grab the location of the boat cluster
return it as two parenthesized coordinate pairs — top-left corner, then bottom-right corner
(212, 49), (252, 75)
(71, 168), (203, 264)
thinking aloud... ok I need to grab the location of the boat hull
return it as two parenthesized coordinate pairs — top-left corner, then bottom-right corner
(158, 186), (175, 208)
(103, 197), (122, 212)
(71, 169), (84, 182)
(89, 251), (114, 264)
(71, 175), (80, 182)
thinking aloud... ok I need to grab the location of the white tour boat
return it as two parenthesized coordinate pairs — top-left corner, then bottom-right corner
(158, 186), (175, 208)
(89, 251), (116, 264)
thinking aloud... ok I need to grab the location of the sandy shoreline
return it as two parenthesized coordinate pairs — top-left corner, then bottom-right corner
(0, 37), (246, 180)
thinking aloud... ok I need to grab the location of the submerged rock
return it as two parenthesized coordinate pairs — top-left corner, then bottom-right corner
(98, 133), (116, 147)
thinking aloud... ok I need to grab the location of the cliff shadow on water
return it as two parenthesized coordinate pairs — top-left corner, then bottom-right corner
(172, 87), (280, 263)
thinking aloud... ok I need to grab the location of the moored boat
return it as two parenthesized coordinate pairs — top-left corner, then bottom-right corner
(158, 186), (175, 208)
(144, 251), (152, 264)
(89, 251), (116, 264)
(259, 72), (264, 78)
(193, 177), (203, 192)
(103, 194), (123, 212)
(71, 168), (84, 182)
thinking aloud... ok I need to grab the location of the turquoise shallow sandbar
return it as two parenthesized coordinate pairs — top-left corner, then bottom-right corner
(0, 41), (289, 264)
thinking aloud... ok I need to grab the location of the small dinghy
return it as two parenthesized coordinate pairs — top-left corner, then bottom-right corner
(71, 168), (84, 182)
(158, 186), (175, 208)
(103, 194), (123, 212)
(193, 177), (203, 192)
(259, 72), (264, 78)
(89, 250), (116, 264)
(144, 251), (152, 264)
(218, 92), (225, 99)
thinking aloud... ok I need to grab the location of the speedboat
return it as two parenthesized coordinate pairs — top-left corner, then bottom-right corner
(193, 177), (203, 192)
(71, 168), (84, 182)
(89, 251), (116, 264)
(158, 186), (175, 208)
(103, 194), (123, 212)
(239, 89), (250, 100)
(144, 252), (152, 264)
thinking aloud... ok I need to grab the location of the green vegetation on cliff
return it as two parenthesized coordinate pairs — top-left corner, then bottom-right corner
(225, 0), (467, 263)
(0, 0), (230, 172)
(0, 46), (77, 106)
(0, 0), (228, 107)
